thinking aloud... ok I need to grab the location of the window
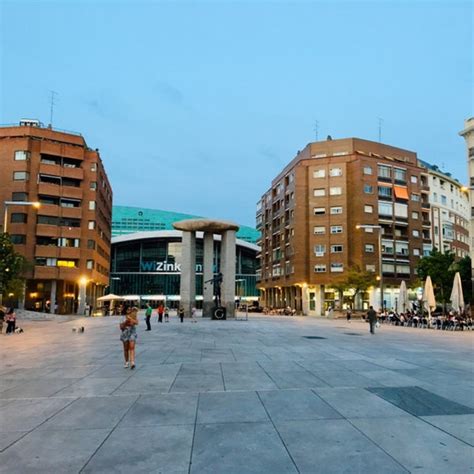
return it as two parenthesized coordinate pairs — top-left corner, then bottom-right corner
(90, 181), (97, 190)
(314, 226), (325, 235)
(378, 202), (393, 216)
(329, 187), (342, 196)
(331, 245), (343, 253)
(87, 239), (96, 249)
(313, 169), (325, 178)
(314, 265), (326, 273)
(37, 215), (59, 226)
(14, 150), (30, 161)
(412, 229), (420, 237)
(378, 165), (391, 179)
(393, 186), (409, 200)
(396, 264), (410, 275)
(394, 168), (406, 182)
(363, 166), (372, 175)
(86, 260), (94, 270)
(395, 242), (409, 256)
(330, 206), (343, 214)
(411, 176), (418, 184)
(366, 264), (376, 272)
(364, 185), (373, 194)
(330, 225), (343, 234)
(61, 199), (80, 208)
(314, 245), (326, 256)
(58, 238), (80, 248)
(413, 248), (420, 256)
(382, 240), (394, 253)
(441, 195), (447, 205)
(365, 244), (375, 253)
(35, 257), (57, 267)
(57, 260), (77, 268)
(329, 168), (342, 177)
(313, 207), (326, 215)
(394, 203), (408, 218)
(12, 192), (28, 202)
(364, 205), (373, 213)
(13, 171), (29, 181)
(331, 263), (344, 272)
(10, 234), (26, 244)
(313, 188), (325, 197)
(412, 211), (419, 219)
(88, 201), (96, 210)
(411, 193), (420, 202)
(88, 220), (96, 230)
(382, 263), (395, 273)
(90, 163), (97, 172)
(10, 213), (27, 223)
(433, 192), (438, 202)
(378, 186), (392, 198)
(364, 227), (374, 233)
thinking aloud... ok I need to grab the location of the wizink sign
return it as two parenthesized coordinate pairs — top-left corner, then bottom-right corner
(141, 261), (204, 273)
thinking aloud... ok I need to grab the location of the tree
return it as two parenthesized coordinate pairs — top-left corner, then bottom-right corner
(416, 249), (456, 308)
(331, 281), (349, 310)
(345, 265), (377, 309)
(0, 234), (30, 301)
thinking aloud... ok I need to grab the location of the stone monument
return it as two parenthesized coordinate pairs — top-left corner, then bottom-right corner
(173, 219), (239, 318)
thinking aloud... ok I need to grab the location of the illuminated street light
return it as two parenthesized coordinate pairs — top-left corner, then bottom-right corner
(3, 201), (40, 233)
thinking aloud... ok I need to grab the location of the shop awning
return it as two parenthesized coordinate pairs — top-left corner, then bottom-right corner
(394, 186), (409, 200)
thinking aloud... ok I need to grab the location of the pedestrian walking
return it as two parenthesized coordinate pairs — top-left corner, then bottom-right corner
(164, 306), (169, 322)
(88, 304), (93, 317)
(145, 303), (152, 331)
(346, 308), (352, 323)
(178, 306), (184, 323)
(157, 304), (164, 323)
(120, 307), (139, 369)
(191, 306), (197, 323)
(5, 308), (16, 335)
(367, 306), (377, 335)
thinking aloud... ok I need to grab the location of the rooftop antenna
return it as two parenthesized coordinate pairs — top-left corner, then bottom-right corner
(49, 90), (58, 127)
(377, 117), (383, 142)
(314, 120), (319, 141)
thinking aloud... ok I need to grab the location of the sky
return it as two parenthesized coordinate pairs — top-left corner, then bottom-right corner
(1, 0), (472, 227)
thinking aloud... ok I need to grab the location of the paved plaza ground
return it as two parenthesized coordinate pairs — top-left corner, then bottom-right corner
(0, 313), (473, 473)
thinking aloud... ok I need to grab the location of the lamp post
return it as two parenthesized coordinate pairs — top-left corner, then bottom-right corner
(356, 224), (383, 312)
(3, 201), (40, 233)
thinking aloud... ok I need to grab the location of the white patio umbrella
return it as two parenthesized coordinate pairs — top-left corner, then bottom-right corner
(423, 276), (436, 325)
(97, 294), (124, 302)
(450, 272), (464, 314)
(398, 280), (409, 314)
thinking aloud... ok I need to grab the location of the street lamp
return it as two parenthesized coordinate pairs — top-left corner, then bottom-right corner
(3, 201), (40, 233)
(356, 224), (384, 312)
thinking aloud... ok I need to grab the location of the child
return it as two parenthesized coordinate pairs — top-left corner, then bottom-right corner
(164, 306), (169, 322)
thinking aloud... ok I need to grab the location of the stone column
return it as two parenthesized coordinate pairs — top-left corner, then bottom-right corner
(77, 280), (87, 315)
(221, 229), (236, 318)
(202, 232), (214, 317)
(315, 284), (324, 317)
(302, 285), (309, 316)
(180, 231), (196, 317)
(50, 280), (57, 314)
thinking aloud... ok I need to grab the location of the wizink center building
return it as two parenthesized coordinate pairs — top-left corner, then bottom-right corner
(110, 206), (260, 305)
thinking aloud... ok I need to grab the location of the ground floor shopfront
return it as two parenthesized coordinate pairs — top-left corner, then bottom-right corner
(259, 284), (421, 316)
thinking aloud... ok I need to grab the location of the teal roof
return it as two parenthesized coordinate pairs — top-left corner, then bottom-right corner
(112, 205), (260, 244)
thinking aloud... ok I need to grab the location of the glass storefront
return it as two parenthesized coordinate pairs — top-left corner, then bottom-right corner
(110, 235), (259, 300)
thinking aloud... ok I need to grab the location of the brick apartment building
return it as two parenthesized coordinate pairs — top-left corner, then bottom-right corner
(0, 120), (112, 314)
(256, 137), (432, 316)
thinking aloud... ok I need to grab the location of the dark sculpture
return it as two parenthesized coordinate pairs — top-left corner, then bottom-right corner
(205, 272), (223, 307)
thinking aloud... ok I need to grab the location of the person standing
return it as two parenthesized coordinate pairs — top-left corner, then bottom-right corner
(164, 306), (169, 323)
(120, 307), (139, 369)
(191, 307), (197, 323)
(0, 306), (5, 334)
(367, 306), (377, 335)
(178, 306), (184, 323)
(346, 308), (352, 323)
(5, 308), (16, 335)
(145, 303), (152, 331)
(157, 304), (164, 323)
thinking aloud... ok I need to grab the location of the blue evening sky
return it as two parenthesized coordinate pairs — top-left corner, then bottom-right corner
(1, 0), (472, 227)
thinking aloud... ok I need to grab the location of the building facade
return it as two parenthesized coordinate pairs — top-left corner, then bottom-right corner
(0, 120), (112, 314)
(459, 117), (474, 292)
(419, 160), (469, 258)
(256, 137), (432, 315)
(110, 231), (259, 304)
(112, 205), (260, 244)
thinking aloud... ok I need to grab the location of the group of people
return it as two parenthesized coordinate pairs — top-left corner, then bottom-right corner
(0, 306), (17, 335)
(263, 306), (297, 316)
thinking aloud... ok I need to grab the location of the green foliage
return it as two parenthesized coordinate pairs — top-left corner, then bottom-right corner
(0, 234), (30, 298)
(451, 255), (472, 303)
(416, 249), (456, 304)
(345, 265), (377, 297)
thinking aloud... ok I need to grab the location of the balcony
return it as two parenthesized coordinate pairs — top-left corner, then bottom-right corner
(38, 183), (61, 197)
(35, 245), (58, 258)
(57, 247), (81, 259)
(36, 224), (60, 237)
(61, 207), (82, 219)
(39, 162), (61, 176)
(422, 220), (431, 227)
(33, 266), (59, 280)
(62, 166), (84, 180)
(61, 186), (83, 200)
(421, 201), (431, 209)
